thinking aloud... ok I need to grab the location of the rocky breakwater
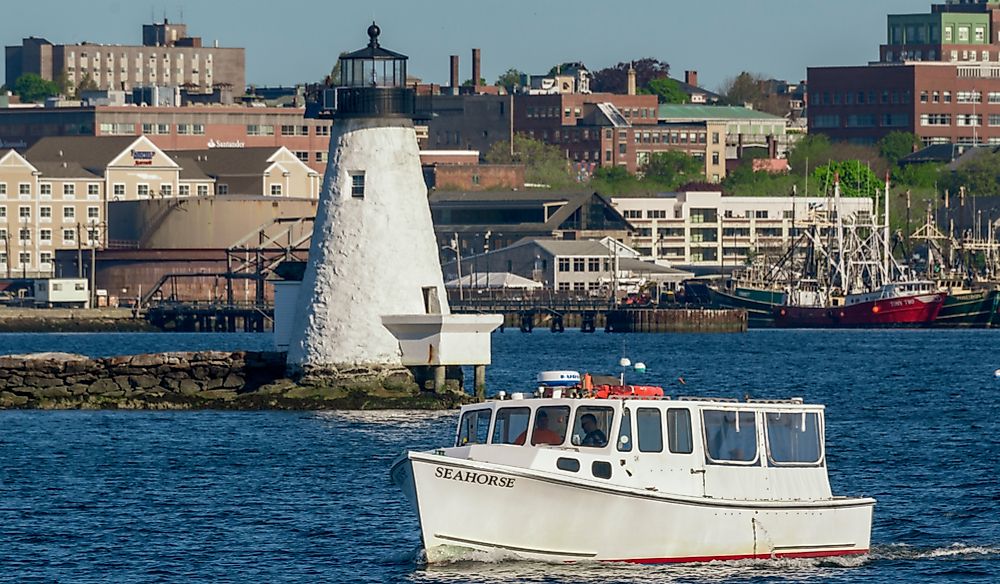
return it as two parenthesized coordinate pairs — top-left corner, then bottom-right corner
(0, 352), (473, 410)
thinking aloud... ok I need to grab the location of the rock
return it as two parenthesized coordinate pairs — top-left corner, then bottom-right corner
(0, 391), (28, 407)
(24, 376), (64, 388)
(113, 375), (133, 392)
(130, 375), (159, 389)
(204, 377), (223, 390)
(67, 384), (89, 396)
(252, 379), (297, 395)
(129, 354), (167, 367)
(191, 367), (209, 380)
(222, 374), (245, 389)
(195, 389), (237, 401)
(178, 379), (203, 395)
(36, 387), (72, 399)
(88, 379), (120, 395)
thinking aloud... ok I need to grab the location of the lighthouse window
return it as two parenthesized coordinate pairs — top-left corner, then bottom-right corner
(351, 172), (366, 198)
(456, 408), (493, 446)
(491, 407), (530, 445)
(703, 410), (758, 464)
(765, 411), (822, 465)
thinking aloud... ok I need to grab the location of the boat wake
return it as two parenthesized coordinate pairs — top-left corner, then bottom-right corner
(870, 542), (1000, 561)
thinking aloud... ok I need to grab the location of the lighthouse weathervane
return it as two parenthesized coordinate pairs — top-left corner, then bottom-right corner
(287, 23), (500, 391)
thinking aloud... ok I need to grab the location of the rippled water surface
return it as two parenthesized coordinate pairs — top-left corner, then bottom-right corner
(1, 330), (999, 583)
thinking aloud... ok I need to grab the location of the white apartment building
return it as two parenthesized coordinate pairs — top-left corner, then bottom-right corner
(612, 191), (873, 269)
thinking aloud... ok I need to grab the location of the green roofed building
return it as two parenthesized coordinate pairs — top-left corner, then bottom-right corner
(657, 104), (791, 160)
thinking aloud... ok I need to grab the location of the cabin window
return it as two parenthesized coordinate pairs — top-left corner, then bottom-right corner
(666, 408), (693, 454)
(556, 457), (580, 472)
(766, 412), (822, 465)
(456, 408), (492, 446)
(527, 406), (569, 446)
(591, 461), (612, 480)
(703, 410), (758, 464)
(636, 408), (663, 453)
(617, 408), (633, 452)
(571, 406), (613, 447)
(491, 407), (530, 445)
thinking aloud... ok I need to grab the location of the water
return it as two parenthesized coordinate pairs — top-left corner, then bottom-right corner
(1, 330), (999, 583)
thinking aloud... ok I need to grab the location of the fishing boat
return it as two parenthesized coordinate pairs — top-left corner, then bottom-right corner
(773, 281), (946, 328)
(933, 284), (1000, 328)
(391, 375), (875, 564)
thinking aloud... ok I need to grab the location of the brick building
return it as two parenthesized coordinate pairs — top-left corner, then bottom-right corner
(809, 0), (1000, 145)
(0, 105), (333, 172)
(5, 20), (245, 93)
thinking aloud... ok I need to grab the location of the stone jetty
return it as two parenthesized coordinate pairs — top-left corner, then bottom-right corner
(0, 351), (471, 410)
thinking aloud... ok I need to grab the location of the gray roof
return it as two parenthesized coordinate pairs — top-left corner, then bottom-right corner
(171, 148), (282, 177)
(618, 257), (693, 276)
(171, 156), (213, 181)
(510, 238), (615, 257)
(30, 160), (101, 179)
(26, 136), (140, 175)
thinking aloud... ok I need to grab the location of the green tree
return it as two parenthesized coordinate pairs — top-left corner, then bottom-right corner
(495, 68), (524, 92)
(485, 134), (572, 187)
(462, 77), (487, 87)
(13, 73), (60, 103)
(892, 162), (943, 189)
(642, 151), (703, 187)
(591, 58), (670, 93)
(811, 160), (881, 198)
(324, 52), (350, 85)
(878, 131), (921, 166)
(950, 150), (1000, 196)
(643, 77), (688, 104)
(787, 134), (832, 177)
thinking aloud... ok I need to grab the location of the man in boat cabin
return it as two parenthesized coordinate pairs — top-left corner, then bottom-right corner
(514, 410), (563, 446)
(580, 413), (608, 447)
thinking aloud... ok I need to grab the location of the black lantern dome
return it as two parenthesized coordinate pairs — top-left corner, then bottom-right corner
(335, 22), (414, 118)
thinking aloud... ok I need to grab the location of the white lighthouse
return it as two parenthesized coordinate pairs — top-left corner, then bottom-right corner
(287, 24), (499, 387)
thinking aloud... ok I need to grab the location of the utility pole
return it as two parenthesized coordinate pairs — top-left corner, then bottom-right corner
(484, 230), (491, 291)
(76, 223), (83, 278)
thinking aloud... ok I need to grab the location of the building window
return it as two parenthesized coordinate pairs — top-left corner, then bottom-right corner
(63, 184), (75, 196)
(197, 185), (209, 196)
(270, 184), (282, 196)
(558, 258), (570, 272)
(192, 124), (205, 135)
(295, 151), (309, 162)
(19, 183), (30, 197)
(113, 184), (125, 197)
(39, 183), (52, 196)
(316, 125), (330, 137)
(40, 251), (52, 265)
(18, 206), (30, 219)
(87, 184), (100, 196)
(63, 207), (75, 221)
(712, 152), (720, 165)
(315, 151), (327, 163)
(39, 206), (52, 220)
(160, 184), (172, 197)
(217, 184), (229, 195)
(587, 258), (601, 272)
(573, 258), (585, 272)
(19, 252), (30, 264)
(19, 228), (31, 241)
(0, 183), (5, 197)
(351, 172), (365, 198)
(755, 210), (768, 219)
(39, 229), (51, 242)
(0, 207), (6, 219)
(557, 282), (570, 291)
(177, 123), (191, 135)
(646, 210), (667, 219)
(281, 125), (295, 135)
(247, 124), (274, 136)
(87, 206), (99, 220)
(178, 184), (191, 196)
(137, 184), (149, 197)
(63, 228), (75, 242)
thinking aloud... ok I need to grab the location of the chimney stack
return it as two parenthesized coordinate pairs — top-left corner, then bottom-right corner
(472, 48), (481, 90)
(450, 55), (459, 95)
(626, 64), (636, 96)
(685, 70), (699, 88)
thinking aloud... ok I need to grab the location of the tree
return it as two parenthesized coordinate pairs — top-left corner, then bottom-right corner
(462, 77), (486, 87)
(485, 134), (573, 187)
(495, 68), (524, 93)
(72, 74), (98, 99)
(811, 160), (881, 198)
(591, 58), (670, 93)
(787, 134), (832, 176)
(324, 52), (350, 85)
(547, 62), (583, 76)
(642, 151), (703, 187)
(878, 131), (921, 166)
(950, 150), (1000, 196)
(13, 73), (60, 103)
(643, 77), (688, 104)
(721, 72), (764, 107)
(893, 162), (943, 189)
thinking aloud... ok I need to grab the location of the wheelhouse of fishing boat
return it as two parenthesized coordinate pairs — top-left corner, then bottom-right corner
(450, 394), (832, 501)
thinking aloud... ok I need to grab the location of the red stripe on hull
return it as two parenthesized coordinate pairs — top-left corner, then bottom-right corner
(615, 548), (869, 564)
(773, 293), (946, 328)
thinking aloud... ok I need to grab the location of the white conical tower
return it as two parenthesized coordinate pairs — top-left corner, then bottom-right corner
(287, 24), (449, 374)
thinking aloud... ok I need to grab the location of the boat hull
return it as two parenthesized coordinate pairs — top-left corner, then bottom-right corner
(773, 293), (946, 328)
(393, 453), (873, 564)
(933, 289), (1000, 328)
(684, 282), (782, 328)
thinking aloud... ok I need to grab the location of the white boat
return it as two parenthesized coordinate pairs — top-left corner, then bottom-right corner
(391, 385), (875, 564)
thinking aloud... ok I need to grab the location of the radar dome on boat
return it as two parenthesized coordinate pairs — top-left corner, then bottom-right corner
(634, 362), (647, 373)
(619, 358), (631, 368)
(537, 371), (581, 387)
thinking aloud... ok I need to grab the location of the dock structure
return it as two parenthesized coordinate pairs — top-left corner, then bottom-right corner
(145, 302), (272, 332)
(450, 298), (747, 333)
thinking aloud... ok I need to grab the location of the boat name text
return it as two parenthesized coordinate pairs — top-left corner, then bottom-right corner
(435, 467), (515, 488)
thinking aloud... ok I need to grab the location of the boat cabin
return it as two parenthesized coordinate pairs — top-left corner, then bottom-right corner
(449, 394), (832, 502)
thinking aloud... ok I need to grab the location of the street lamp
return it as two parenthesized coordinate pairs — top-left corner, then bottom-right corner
(443, 232), (463, 300)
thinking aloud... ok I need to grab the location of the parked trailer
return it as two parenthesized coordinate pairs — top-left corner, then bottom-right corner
(33, 278), (89, 308)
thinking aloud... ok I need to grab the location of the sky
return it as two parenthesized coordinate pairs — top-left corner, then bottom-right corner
(2, 0), (935, 91)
